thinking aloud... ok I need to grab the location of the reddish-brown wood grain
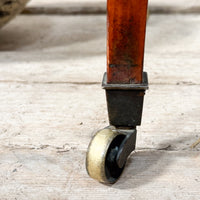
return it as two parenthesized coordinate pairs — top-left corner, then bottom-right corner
(107, 0), (148, 84)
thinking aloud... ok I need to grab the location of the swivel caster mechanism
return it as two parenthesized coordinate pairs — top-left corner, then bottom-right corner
(86, 0), (149, 184)
(86, 126), (137, 184)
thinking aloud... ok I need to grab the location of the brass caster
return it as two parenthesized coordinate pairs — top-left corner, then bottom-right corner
(86, 126), (126, 184)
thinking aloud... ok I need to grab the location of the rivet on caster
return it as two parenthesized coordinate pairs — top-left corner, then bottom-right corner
(86, 0), (149, 184)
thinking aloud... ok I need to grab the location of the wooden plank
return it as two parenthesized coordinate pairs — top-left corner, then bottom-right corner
(150, 0), (200, 14)
(25, 0), (106, 15)
(0, 13), (199, 198)
(0, 81), (199, 199)
(0, 83), (199, 151)
(0, 148), (199, 199)
(25, 0), (200, 14)
(0, 15), (199, 84)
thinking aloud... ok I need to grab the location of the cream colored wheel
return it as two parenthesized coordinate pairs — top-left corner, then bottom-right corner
(86, 126), (126, 184)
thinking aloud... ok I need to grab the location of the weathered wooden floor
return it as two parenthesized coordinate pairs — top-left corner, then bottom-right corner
(0, 1), (199, 200)
(26, 0), (200, 14)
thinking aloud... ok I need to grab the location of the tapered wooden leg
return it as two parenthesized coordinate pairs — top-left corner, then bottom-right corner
(107, 0), (148, 84)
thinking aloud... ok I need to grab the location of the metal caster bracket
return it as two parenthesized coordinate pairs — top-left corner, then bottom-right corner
(116, 128), (137, 168)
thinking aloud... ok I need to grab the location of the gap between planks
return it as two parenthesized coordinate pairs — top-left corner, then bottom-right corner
(24, 0), (200, 15)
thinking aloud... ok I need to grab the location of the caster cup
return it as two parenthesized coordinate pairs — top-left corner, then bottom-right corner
(86, 127), (126, 184)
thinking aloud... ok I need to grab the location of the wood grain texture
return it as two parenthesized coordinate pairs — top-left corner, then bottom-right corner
(0, 83), (199, 151)
(0, 15), (199, 85)
(107, 0), (148, 83)
(0, 148), (199, 200)
(150, 0), (200, 14)
(25, 0), (200, 14)
(0, 13), (199, 199)
(0, 82), (199, 199)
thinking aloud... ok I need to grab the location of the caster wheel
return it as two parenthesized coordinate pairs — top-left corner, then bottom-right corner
(86, 127), (126, 184)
